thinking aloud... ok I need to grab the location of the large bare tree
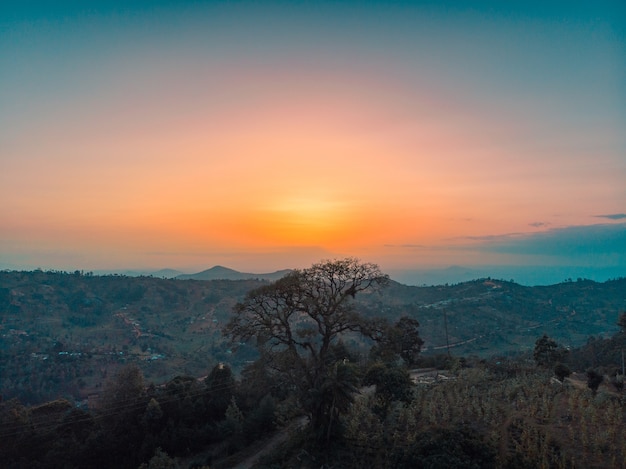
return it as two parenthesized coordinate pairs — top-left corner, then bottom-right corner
(224, 258), (389, 439)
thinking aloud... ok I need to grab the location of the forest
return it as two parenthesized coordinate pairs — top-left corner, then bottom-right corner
(1, 259), (626, 468)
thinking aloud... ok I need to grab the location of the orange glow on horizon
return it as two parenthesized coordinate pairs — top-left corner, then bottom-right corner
(2, 22), (623, 274)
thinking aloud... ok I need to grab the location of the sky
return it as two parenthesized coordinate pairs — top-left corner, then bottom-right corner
(1, 0), (625, 276)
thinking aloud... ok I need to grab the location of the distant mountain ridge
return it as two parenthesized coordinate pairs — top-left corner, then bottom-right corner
(176, 265), (291, 281)
(85, 264), (625, 286)
(93, 268), (184, 278)
(150, 268), (185, 278)
(389, 265), (626, 286)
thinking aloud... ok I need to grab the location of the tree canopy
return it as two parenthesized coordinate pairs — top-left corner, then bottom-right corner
(533, 334), (566, 368)
(370, 316), (424, 366)
(224, 258), (389, 440)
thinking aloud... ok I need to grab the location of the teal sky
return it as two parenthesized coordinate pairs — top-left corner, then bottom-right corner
(1, 1), (625, 274)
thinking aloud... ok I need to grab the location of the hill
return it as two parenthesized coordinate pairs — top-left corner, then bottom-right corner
(176, 265), (291, 281)
(150, 268), (185, 278)
(1, 270), (624, 405)
(0, 270), (265, 404)
(363, 277), (626, 357)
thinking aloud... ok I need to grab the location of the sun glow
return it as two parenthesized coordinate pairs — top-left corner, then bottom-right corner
(1, 2), (623, 273)
(246, 195), (358, 246)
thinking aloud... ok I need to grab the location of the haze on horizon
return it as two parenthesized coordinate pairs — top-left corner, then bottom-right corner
(1, 1), (625, 276)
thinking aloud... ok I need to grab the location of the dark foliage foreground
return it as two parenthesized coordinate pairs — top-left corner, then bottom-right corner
(3, 353), (626, 468)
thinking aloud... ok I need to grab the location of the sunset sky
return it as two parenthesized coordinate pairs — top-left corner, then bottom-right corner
(1, 1), (625, 276)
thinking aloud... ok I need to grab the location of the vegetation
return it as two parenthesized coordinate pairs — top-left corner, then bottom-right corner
(534, 334), (562, 367)
(1, 263), (626, 467)
(4, 352), (626, 468)
(1, 269), (624, 405)
(224, 258), (392, 441)
(0, 270), (261, 404)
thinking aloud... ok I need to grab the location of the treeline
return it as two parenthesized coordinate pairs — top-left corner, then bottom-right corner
(0, 361), (279, 468)
(3, 330), (626, 468)
(2, 261), (626, 468)
(4, 348), (626, 468)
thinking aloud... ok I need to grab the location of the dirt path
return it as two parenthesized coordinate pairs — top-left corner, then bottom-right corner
(232, 416), (308, 469)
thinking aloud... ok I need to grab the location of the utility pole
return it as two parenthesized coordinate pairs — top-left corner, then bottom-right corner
(444, 309), (451, 357)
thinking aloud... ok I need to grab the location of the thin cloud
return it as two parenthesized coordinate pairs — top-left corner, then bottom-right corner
(595, 213), (626, 220)
(478, 223), (626, 263)
(453, 233), (524, 242)
(384, 244), (426, 249)
(529, 222), (549, 228)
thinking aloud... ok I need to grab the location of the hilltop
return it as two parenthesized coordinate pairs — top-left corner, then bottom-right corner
(175, 265), (291, 281)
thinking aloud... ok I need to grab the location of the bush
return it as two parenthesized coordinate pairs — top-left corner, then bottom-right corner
(401, 426), (497, 469)
(554, 363), (571, 382)
(586, 369), (604, 394)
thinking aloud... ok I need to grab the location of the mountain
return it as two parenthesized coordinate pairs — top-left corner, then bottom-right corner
(149, 268), (185, 278)
(176, 265), (291, 281)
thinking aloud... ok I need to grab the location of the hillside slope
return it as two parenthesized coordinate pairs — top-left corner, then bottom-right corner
(1, 270), (624, 404)
(362, 278), (626, 356)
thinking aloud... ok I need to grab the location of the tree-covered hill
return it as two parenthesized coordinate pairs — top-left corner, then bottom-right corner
(1, 270), (624, 405)
(0, 270), (264, 404)
(360, 277), (626, 357)
(1, 265), (626, 469)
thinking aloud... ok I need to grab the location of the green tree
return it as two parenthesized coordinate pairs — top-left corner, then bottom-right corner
(370, 316), (423, 366)
(237, 359), (277, 409)
(221, 396), (245, 452)
(554, 363), (571, 382)
(137, 447), (180, 469)
(163, 375), (206, 425)
(100, 364), (146, 413)
(224, 258), (388, 441)
(533, 334), (565, 368)
(363, 363), (413, 417)
(142, 398), (164, 430)
(586, 369), (603, 395)
(99, 364), (148, 466)
(404, 427), (497, 469)
(205, 363), (236, 420)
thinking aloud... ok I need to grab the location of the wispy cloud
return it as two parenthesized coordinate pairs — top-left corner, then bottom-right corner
(477, 223), (626, 265)
(384, 244), (426, 249)
(595, 213), (626, 220)
(452, 233), (525, 243)
(529, 222), (549, 228)
(381, 224), (626, 270)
